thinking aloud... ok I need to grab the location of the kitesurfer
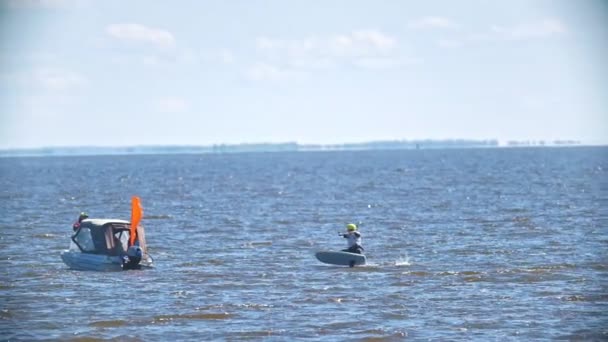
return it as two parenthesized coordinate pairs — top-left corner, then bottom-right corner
(340, 223), (364, 254)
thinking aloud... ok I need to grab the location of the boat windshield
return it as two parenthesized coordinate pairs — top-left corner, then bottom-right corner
(73, 227), (96, 253)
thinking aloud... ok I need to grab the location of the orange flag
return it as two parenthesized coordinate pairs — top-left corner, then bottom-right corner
(129, 196), (143, 246)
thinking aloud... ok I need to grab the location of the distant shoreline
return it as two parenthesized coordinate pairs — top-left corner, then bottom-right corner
(0, 139), (592, 157)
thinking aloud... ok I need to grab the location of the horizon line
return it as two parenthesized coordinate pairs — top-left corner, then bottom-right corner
(0, 137), (598, 151)
(0, 139), (601, 158)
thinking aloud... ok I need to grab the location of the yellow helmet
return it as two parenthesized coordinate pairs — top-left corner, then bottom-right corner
(346, 223), (357, 231)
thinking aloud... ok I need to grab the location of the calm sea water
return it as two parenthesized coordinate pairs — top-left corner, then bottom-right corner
(1, 147), (607, 341)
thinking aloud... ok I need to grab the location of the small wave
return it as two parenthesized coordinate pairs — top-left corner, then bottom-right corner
(558, 330), (608, 341)
(230, 329), (285, 338)
(143, 214), (172, 220)
(170, 290), (192, 298)
(390, 281), (416, 287)
(321, 321), (354, 330)
(560, 295), (587, 302)
(89, 319), (129, 328)
(0, 309), (12, 319)
(33, 233), (56, 239)
(527, 264), (577, 272)
(177, 261), (211, 267)
(207, 258), (224, 265)
(462, 275), (486, 282)
(394, 256), (411, 266)
(505, 207), (528, 213)
(497, 263), (577, 275)
(589, 263), (608, 271)
(381, 311), (408, 320)
(242, 241), (273, 248)
(525, 264), (576, 274)
(513, 216), (532, 223)
(151, 312), (233, 323)
(437, 270), (483, 276)
(401, 271), (432, 276)
(558, 294), (608, 302)
(232, 303), (273, 310)
(355, 330), (408, 340)
(347, 264), (385, 272)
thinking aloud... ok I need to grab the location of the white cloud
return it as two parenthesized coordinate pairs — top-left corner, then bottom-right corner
(256, 29), (396, 61)
(288, 58), (335, 70)
(252, 30), (402, 75)
(246, 63), (307, 82)
(351, 30), (396, 50)
(141, 50), (200, 67)
(409, 16), (457, 30)
(491, 19), (566, 40)
(218, 49), (235, 64)
(352, 57), (419, 69)
(157, 96), (189, 113)
(12, 68), (86, 91)
(142, 55), (161, 66)
(437, 18), (567, 48)
(36, 69), (85, 90)
(248, 30), (410, 80)
(437, 39), (464, 48)
(201, 49), (235, 64)
(106, 23), (176, 48)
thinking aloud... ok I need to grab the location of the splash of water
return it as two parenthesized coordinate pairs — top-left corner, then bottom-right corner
(394, 255), (411, 266)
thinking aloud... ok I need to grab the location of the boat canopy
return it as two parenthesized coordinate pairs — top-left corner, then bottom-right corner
(72, 219), (148, 256)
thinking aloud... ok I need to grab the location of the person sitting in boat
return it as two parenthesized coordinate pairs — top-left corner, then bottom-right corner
(340, 223), (364, 254)
(72, 212), (88, 231)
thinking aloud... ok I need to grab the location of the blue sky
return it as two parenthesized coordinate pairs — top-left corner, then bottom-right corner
(1, 0), (606, 148)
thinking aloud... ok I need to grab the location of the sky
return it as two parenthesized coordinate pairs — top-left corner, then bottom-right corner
(0, 0), (607, 148)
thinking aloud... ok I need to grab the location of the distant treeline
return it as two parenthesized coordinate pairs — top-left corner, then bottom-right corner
(505, 140), (581, 147)
(0, 139), (584, 157)
(300, 139), (498, 151)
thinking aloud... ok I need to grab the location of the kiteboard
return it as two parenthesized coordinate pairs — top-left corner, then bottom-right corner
(315, 251), (366, 267)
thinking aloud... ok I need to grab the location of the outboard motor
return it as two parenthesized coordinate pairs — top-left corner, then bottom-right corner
(122, 245), (143, 270)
